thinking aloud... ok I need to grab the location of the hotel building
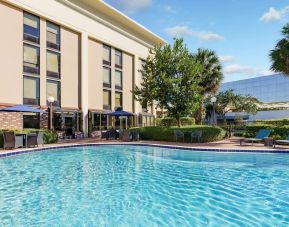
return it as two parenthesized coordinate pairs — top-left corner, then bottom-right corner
(0, 0), (165, 136)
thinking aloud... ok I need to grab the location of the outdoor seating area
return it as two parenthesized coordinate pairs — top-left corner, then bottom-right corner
(3, 130), (44, 149)
(240, 129), (271, 146)
(174, 130), (203, 143)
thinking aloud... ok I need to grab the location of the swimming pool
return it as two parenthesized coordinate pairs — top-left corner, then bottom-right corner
(1, 145), (289, 226)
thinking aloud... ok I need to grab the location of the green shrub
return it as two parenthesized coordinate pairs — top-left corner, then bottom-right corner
(43, 130), (58, 144)
(136, 126), (225, 142)
(273, 126), (289, 139)
(253, 119), (289, 127)
(244, 124), (275, 138)
(156, 117), (195, 127)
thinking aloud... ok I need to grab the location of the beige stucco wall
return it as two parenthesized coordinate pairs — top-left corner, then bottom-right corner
(0, 2), (22, 105)
(61, 27), (80, 109)
(122, 53), (134, 112)
(88, 39), (103, 110)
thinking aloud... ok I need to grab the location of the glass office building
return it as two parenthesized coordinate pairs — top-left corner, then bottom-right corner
(220, 74), (289, 103)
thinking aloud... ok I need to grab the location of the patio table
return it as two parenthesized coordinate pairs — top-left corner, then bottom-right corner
(15, 133), (27, 148)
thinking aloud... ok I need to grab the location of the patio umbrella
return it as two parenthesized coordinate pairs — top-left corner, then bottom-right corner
(108, 107), (134, 129)
(0, 105), (44, 113)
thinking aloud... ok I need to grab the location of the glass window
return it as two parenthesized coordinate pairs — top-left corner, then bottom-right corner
(103, 67), (111, 88)
(47, 22), (60, 50)
(23, 113), (40, 129)
(47, 51), (60, 78)
(23, 12), (40, 43)
(115, 50), (122, 68)
(23, 44), (40, 74)
(23, 76), (40, 105)
(103, 90), (111, 110)
(103, 45), (111, 65)
(115, 70), (122, 90)
(115, 92), (122, 108)
(47, 80), (60, 106)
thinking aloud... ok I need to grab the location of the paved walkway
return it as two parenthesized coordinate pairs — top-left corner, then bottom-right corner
(1, 137), (289, 155)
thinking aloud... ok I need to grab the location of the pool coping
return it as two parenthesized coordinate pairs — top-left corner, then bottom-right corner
(1, 142), (289, 158)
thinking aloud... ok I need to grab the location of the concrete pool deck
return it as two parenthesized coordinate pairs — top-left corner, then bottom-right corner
(1, 137), (289, 157)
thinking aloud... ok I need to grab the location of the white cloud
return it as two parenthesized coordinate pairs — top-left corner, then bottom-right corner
(164, 5), (176, 13)
(109, 0), (152, 14)
(165, 25), (224, 41)
(219, 55), (234, 63)
(224, 64), (273, 76)
(260, 6), (289, 22)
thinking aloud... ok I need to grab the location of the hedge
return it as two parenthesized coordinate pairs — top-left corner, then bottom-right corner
(135, 126), (225, 142)
(156, 117), (195, 127)
(0, 129), (58, 148)
(244, 124), (289, 140)
(253, 119), (289, 127)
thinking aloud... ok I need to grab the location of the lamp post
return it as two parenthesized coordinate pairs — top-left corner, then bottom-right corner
(47, 96), (55, 130)
(210, 96), (217, 126)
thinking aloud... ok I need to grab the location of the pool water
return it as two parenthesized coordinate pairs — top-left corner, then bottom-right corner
(1, 145), (289, 226)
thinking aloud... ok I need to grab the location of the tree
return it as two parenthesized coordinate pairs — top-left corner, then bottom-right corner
(208, 90), (258, 124)
(192, 49), (223, 124)
(270, 23), (289, 75)
(133, 38), (203, 127)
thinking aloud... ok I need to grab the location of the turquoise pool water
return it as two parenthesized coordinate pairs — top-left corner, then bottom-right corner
(1, 145), (289, 226)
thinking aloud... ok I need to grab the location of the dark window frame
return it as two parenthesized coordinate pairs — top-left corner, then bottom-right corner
(115, 92), (123, 109)
(115, 49), (122, 69)
(46, 50), (61, 79)
(115, 70), (123, 90)
(23, 12), (40, 44)
(47, 79), (61, 107)
(103, 66), (111, 88)
(103, 44), (111, 66)
(23, 76), (40, 106)
(46, 21), (61, 51)
(103, 89), (111, 110)
(23, 44), (40, 75)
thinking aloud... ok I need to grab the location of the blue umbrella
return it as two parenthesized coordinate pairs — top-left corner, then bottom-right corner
(0, 105), (44, 113)
(107, 107), (134, 117)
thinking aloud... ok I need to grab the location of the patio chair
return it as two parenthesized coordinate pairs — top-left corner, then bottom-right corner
(122, 130), (133, 142)
(240, 129), (271, 146)
(274, 135), (289, 148)
(132, 131), (140, 141)
(27, 133), (38, 148)
(174, 130), (184, 142)
(37, 131), (44, 147)
(191, 131), (203, 143)
(3, 131), (15, 150)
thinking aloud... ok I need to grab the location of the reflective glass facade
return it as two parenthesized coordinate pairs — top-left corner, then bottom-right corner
(220, 74), (289, 103)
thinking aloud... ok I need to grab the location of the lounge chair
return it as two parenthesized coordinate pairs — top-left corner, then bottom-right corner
(174, 130), (184, 142)
(27, 133), (38, 148)
(3, 131), (15, 149)
(240, 129), (271, 146)
(191, 131), (203, 143)
(37, 131), (44, 147)
(121, 130), (133, 142)
(274, 135), (289, 148)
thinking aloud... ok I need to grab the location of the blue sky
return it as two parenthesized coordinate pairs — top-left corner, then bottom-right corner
(104, 0), (289, 82)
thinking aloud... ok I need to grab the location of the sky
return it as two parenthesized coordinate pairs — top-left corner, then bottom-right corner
(103, 0), (289, 82)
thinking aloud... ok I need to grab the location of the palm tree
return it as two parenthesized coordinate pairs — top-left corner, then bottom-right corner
(193, 48), (224, 124)
(270, 23), (289, 75)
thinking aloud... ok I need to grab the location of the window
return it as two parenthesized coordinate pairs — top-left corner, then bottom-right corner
(103, 67), (111, 88)
(23, 113), (40, 129)
(23, 44), (40, 74)
(103, 45), (111, 65)
(115, 92), (122, 109)
(23, 12), (40, 43)
(115, 70), (122, 90)
(47, 22), (60, 50)
(23, 76), (40, 105)
(142, 102), (148, 112)
(47, 80), (60, 106)
(47, 51), (60, 78)
(115, 49), (122, 68)
(103, 90), (111, 110)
